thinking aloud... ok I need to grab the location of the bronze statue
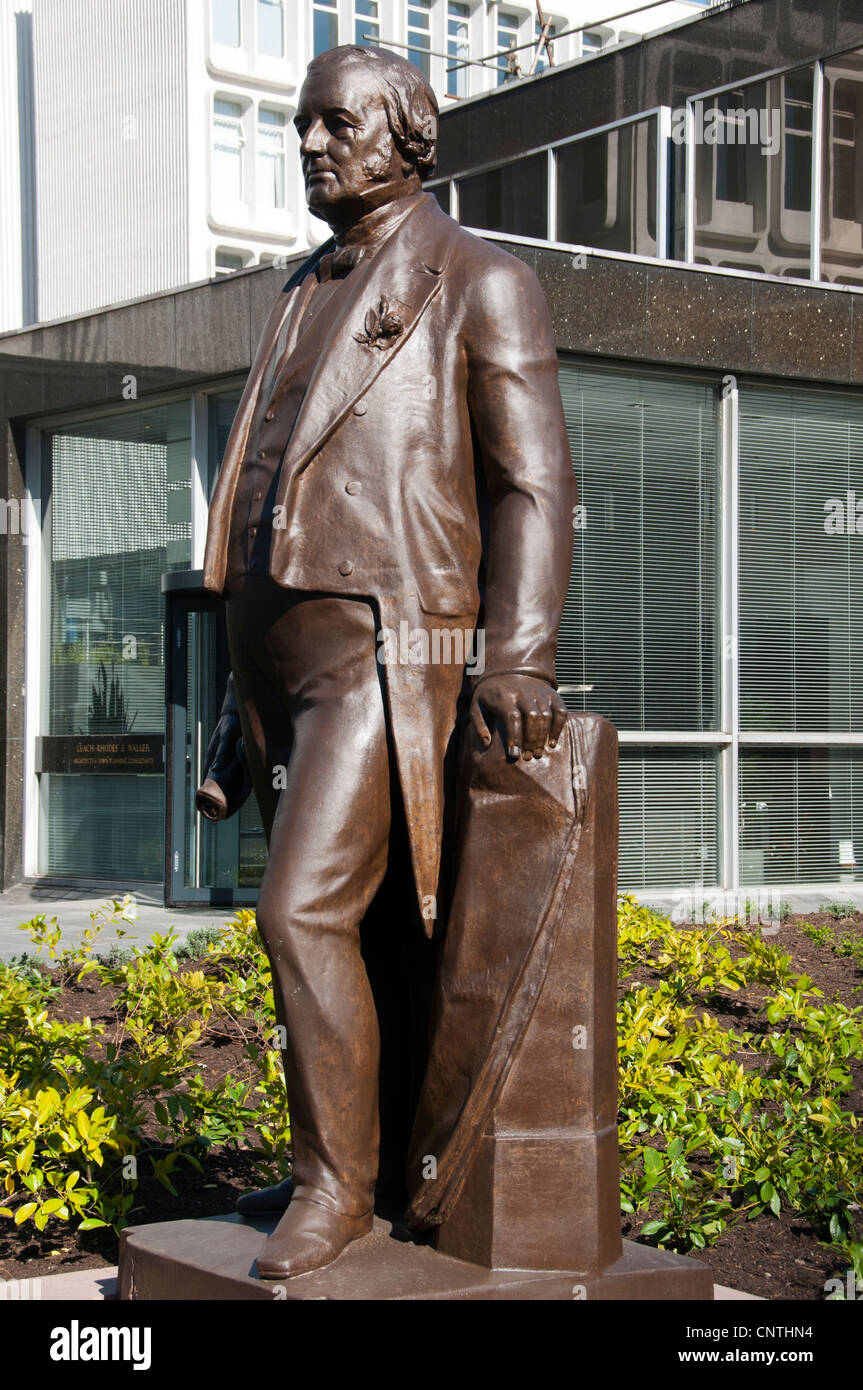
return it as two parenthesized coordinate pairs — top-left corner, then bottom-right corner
(200, 43), (575, 1281)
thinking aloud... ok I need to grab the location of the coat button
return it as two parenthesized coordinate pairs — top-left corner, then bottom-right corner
(345, 481), (361, 495)
(338, 560), (354, 577)
(353, 401), (367, 416)
(258, 449), (266, 459)
(265, 411), (274, 421)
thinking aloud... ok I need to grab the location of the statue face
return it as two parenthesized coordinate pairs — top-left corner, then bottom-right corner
(294, 59), (413, 227)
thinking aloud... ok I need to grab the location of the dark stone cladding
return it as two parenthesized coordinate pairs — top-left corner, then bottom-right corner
(502, 240), (861, 384)
(435, 0), (863, 180)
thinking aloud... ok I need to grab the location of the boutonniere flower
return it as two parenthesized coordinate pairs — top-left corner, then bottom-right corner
(354, 297), (404, 350)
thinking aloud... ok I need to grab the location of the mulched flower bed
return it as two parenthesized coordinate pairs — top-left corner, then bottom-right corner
(1, 912), (861, 1298)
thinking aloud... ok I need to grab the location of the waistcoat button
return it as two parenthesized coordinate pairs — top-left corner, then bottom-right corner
(353, 401), (368, 416)
(345, 481), (361, 495)
(338, 560), (354, 577)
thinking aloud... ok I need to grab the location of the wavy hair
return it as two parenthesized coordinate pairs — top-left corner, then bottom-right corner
(306, 45), (439, 182)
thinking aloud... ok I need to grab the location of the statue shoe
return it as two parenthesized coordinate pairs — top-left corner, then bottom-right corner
(255, 1196), (374, 1280)
(236, 1176), (294, 1217)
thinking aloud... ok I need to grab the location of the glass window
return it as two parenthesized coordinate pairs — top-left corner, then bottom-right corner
(355, 0), (379, 47)
(457, 153), (547, 239)
(447, 2), (470, 100)
(784, 73), (813, 214)
(257, 0), (284, 57)
(557, 364), (720, 733)
(257, 107), (286, 211)
(208, 389), (243, 497)
(740, 751), (863, 886)
(620, 751), (720, 890)
(497, 11), (520, 85)
(556, 117), (657, 256)
(215, 248), (247, 274)
(212, 0), (241, 47)
(428, 181), (451, 214)
(213, 98), (245, 205)
(822, 48), (863, 287)
(582, 31), (603, 55)
(313, 0), (339, 55)
(41, 402), (192, 880)
(738, 386), (863, 734)
(408, 0), (432, 81)
(693, 69), (814, 278)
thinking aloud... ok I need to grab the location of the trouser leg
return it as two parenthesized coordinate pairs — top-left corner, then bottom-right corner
(226, 589), (391, 1218)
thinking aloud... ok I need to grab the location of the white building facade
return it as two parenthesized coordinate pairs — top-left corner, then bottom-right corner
(0, 0), (716, 330)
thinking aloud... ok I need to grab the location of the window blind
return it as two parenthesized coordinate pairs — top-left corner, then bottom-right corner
(739, 749), (863, 885)
(739, 386), (863, 733)
(619, 750), (720, 890)
(556, 363), (720, 732)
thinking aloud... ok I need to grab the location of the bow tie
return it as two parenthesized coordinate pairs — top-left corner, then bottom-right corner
(317, 244), (364, 282)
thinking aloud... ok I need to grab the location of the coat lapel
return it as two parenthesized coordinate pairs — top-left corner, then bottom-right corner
(275, 194), (458, 491)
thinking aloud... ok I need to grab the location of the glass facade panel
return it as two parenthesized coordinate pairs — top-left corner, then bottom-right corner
(428, 181), (451, 214)
(557, 364), (720, 733)
(213, 98), (245, 205)
(457, 153), (547, 239)
(41, 402), (192, 880)
(740, 750), (863, 886)
(355, 0), (379, 47)
(212, 0), (241, 47)
(619, 751), (720, 890)
(447, 1), (470, 100)
(497, 11), (519, 85)
(257, 107), (286, 211)
(257, 0), (283, 57)
(408, 0), (432, 81)
(822, 47), (863, 286)
(313, 0), (339, 55)
(556, 118), (657, 255)
(183, 610), (265, 895)
(738, 387), (863, 733)
(693, 69), (814, 278)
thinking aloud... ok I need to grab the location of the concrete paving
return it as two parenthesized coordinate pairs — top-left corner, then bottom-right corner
(0, 879), (242, 961)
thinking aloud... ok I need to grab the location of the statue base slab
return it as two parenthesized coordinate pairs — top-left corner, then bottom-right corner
(118, 1213), (713, 1301)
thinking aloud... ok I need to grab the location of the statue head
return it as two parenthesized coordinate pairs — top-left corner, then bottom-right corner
(294, 44), (439, 231)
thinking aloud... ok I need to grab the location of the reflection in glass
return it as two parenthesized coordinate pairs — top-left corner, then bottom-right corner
(822, 48), (863, 286)
(556, 118), (657, 255)
(457, 153), (547, 240)
(447, 2), (470, 100)
(428, 182), (451, 215)
(42, 402), (192, 879)
(184, 610), (264, 894)
(313, 0), (338, 56)
(693, 69), (813, 278)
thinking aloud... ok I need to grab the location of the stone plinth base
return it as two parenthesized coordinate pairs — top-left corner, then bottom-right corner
(118, 1213), (713, 1301)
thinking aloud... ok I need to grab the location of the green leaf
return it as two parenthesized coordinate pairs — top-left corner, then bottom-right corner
(640, 1220), (667, 1237)
(15, 1141), (35, 1174)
